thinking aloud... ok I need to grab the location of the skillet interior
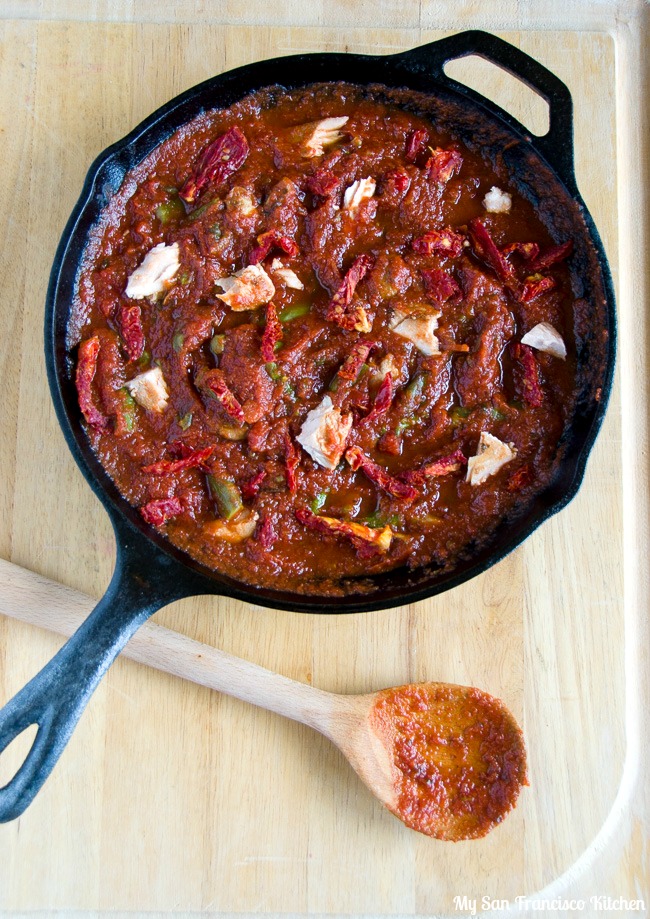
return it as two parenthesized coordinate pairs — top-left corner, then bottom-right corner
(46, 36), (615, 613)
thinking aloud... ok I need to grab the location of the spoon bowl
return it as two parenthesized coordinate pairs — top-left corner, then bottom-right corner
(314, 682), (527, 841)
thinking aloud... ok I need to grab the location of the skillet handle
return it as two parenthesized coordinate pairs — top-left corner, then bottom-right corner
(0, 534), (181, 822)
(391, 30), (577, 192)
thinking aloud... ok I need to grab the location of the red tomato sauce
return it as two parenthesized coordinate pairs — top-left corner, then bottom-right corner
(69, 82), (582, 595)
(371, 683), (528, 840)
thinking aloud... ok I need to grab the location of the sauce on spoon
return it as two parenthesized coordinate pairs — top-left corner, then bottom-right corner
(369, 683), (527, 840)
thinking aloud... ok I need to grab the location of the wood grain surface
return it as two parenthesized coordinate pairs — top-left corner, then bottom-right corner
(0, 2), (647, 916)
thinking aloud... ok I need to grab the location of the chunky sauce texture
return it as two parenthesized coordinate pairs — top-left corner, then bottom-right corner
(371, 683), (528, 840)
(70, 83), (581, 594)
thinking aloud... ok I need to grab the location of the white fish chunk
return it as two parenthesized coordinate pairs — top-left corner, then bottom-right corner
(270, 258), (304, 290)
(390, 306), (442, 356)
(466, 432), (516, 485)
(296, 395), (353, 470)
(204, 509), (259, 543)
(343, 177), (376, 211)
(482, 186), (512, 214)
(375, 353), (400, 381)
(300, 116), (349, 157)
(225, 186), (257, 216)
(125, 242), (180, 300)
(215, 264), (275, 310)
(378, 354), (399, 377)
(521, 321), (567, 360)
(125, 367), (169, 414)
(306, 514), (393, 554)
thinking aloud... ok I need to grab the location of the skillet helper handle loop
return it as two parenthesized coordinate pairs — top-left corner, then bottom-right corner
(0, 555), (164, 823)
(393, 29), (576, 192)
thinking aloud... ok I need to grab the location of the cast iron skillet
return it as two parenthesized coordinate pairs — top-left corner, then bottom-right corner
(0, 30), (616, 821)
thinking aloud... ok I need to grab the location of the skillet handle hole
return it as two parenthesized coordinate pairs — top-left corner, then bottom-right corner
(444, 55), (550, 137)
(0, 723), (39, 789)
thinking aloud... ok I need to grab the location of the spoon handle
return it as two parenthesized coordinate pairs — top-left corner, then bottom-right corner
(0, 558), (342, 733)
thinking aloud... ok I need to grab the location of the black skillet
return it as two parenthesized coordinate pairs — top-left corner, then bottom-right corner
(0, 30), (616, 821)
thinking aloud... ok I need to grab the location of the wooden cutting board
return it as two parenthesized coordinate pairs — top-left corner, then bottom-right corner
(0, 3), (647, 915)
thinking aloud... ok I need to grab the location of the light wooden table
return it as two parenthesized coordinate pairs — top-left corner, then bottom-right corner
(0, 2), (647, 916)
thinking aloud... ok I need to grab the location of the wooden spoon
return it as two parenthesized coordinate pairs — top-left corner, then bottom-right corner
(0, 558), (527, 841)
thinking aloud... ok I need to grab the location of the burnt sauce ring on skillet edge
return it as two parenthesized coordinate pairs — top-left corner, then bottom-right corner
(48, 32), (616, 614)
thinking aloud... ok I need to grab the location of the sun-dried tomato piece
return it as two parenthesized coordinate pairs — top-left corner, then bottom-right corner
(345, 446), (418, 500)
(421, 267), (462, 304)
(377, 431), (402, 456)
(511, 343), (543, 407)
(295, 507), (392, 557)
(507, 464), (534, 492)
(329, 254), (374, 307)
(241, 468), (267, 501)
(76, 336), (109, 431)
(426, 147), (463, 184)
(255, 514), (278, 549)
(249, 229), (299, 265)
(143, 445), (215, 475)
(413, 228), (464, 258)
(167, 441), (196, 459)
(528, 239), (573, 272)
(119, 302), (145, 361)
(468, 218), (519, 290)
(382, 169), (411, 196)
(502, 241), (540, 261)
(336, 339), (376, 381)
(329, 302), (371, 333)
(284, 433), (300, 493)
(204, 369), (246, 422)
(180, 126), (249, 204)
(520, 275), (556, 303)
(139, 496), (183, 526)
(405, 128), (429, 163)
(400, 448), (467, 484)
(326, 254), (374, 331)
(364, 372), (394, 424)
(261, 302), (283, 362)
(305, 168), (340, 197)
